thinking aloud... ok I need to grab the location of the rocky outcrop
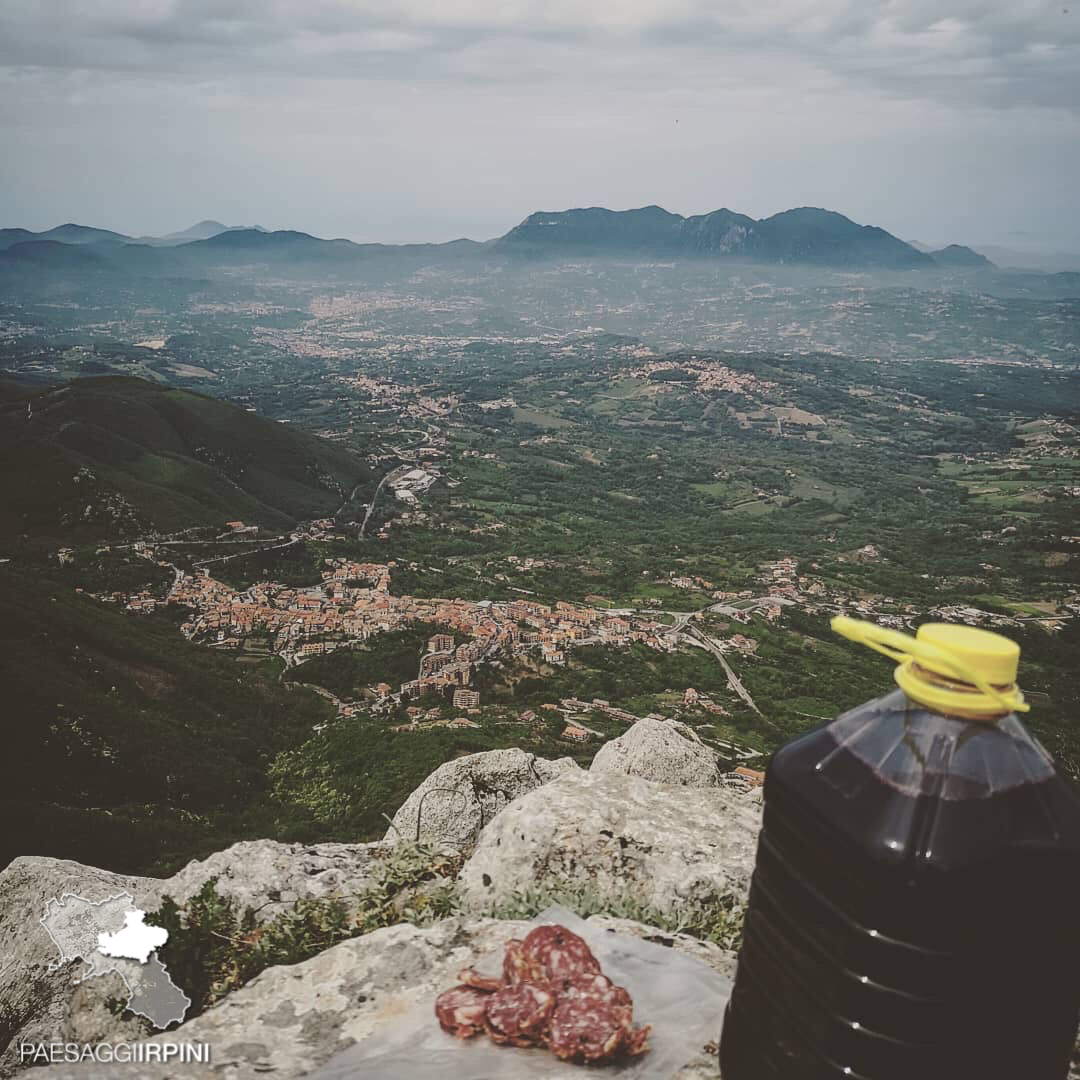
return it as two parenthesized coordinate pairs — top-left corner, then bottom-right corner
(147, 839), (397, 915)
(10, 731), (1076, 1080)
(458, 770), (762, 916)
(590, 717), (722, 786)
(31, 914), (735, 1080)
(4, 752), (762, 1080)
(384, 747), (580, 847)
(0, 840), (396, 1078)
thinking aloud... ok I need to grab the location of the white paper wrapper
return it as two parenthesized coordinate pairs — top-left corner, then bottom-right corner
(310, 905), (732, 1080)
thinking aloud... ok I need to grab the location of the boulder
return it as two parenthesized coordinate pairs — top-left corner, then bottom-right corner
(0, 840), (395, 1077)
(30, 914), (735, 1080)
(590, 717), (722, 786)
(148, 839), (397, 915)
(384, 748), (580, 848)
(458, 770), (762, 917)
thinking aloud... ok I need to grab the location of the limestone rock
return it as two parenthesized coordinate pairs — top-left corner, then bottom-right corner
(458, 770), (762, 916)
(384, 747), (580, 847)
(31, 914), (735, 1080)
(0, 840), (393, 1078)
(590, 717), (722, 786)
(150, 839), (396, 915)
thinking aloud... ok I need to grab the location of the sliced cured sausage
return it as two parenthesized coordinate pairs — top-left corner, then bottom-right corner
(553, 971), (633, 1023)
(484, 982), (556, 1047)
(520, 924), (601, 982)
(436, 924), (650, 1065)
(434, 985), (490, 1038)
(548, 999), (651, 1064)
(503, 938), (547, 986)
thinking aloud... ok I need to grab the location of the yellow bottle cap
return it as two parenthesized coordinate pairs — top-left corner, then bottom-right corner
(831, 616), (1028, 717)
(913, 623), (1020, 686)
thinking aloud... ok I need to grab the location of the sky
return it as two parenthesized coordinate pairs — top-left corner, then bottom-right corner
(1, 1), (1078, 250)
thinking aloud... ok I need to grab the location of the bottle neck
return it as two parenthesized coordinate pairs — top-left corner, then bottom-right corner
(903, 664), (1011, 723)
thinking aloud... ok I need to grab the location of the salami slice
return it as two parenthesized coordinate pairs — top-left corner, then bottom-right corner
(434, 985), (490, 1038)
(548, 1000), (625, 1063)
(457, 967), (503, 993)
(484, 982), (556, 1047)
(548, 999), (651, 1064)
(520, 924), (601, 982)
(553, 972), (633, 1023)
(503, 938), (547, 986)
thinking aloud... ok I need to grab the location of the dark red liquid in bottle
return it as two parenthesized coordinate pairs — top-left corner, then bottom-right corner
(720, 689), (1080, 1080)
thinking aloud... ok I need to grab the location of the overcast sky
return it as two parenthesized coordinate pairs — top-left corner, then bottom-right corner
(1, 1), (1077, 249)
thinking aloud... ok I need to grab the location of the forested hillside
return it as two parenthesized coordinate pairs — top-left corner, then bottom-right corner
(0, 377), (371, 540)
(0, 563), (333, 873)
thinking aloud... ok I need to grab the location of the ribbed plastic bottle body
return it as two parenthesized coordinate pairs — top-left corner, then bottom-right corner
(720, 688), (1080, 1080)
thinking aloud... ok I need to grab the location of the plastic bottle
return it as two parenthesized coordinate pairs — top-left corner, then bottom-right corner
(719, 617), (1080, 1080)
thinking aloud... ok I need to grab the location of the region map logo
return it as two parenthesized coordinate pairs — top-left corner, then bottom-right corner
(40, 891), (190, 1029)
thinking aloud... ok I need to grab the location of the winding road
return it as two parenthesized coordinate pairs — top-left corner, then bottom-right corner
(193, 535), (300, 569)
(683, 623), (762, 715)
(357, 465), (413, 538)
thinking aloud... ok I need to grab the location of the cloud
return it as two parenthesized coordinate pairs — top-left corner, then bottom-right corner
(0, 1), (1076, 247)
(0, 1), (1076, 114)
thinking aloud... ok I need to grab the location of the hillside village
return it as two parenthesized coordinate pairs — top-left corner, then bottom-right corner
(165, 557), (673, 698)
(77, 511), (1074, 765)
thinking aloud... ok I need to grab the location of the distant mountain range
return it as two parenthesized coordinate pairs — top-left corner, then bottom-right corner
(497, 205), (982, 269)
(0, 206), (993, 271)
(0, 223), (131, 249)
(0, 376), (372, 540)
(0, 220), (266, 252)
(4, 208), (1080, 297)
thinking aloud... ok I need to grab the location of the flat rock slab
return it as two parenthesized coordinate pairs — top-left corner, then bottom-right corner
(30, 915), (734, 1080)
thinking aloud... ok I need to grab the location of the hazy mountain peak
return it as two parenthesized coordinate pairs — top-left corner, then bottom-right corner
(928, 243), (995, 269)
(500, 203), (933, 267)
(503, 205), (685, 252)
(762, 206), (850, 223)
(197, 227), (314, 245)
(158, 220), (229, 242)
(39, 223), (131, 245)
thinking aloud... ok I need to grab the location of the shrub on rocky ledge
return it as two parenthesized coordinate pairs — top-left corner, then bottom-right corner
(146, 841), (460, 1018)
(486, 883), (746, 952)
